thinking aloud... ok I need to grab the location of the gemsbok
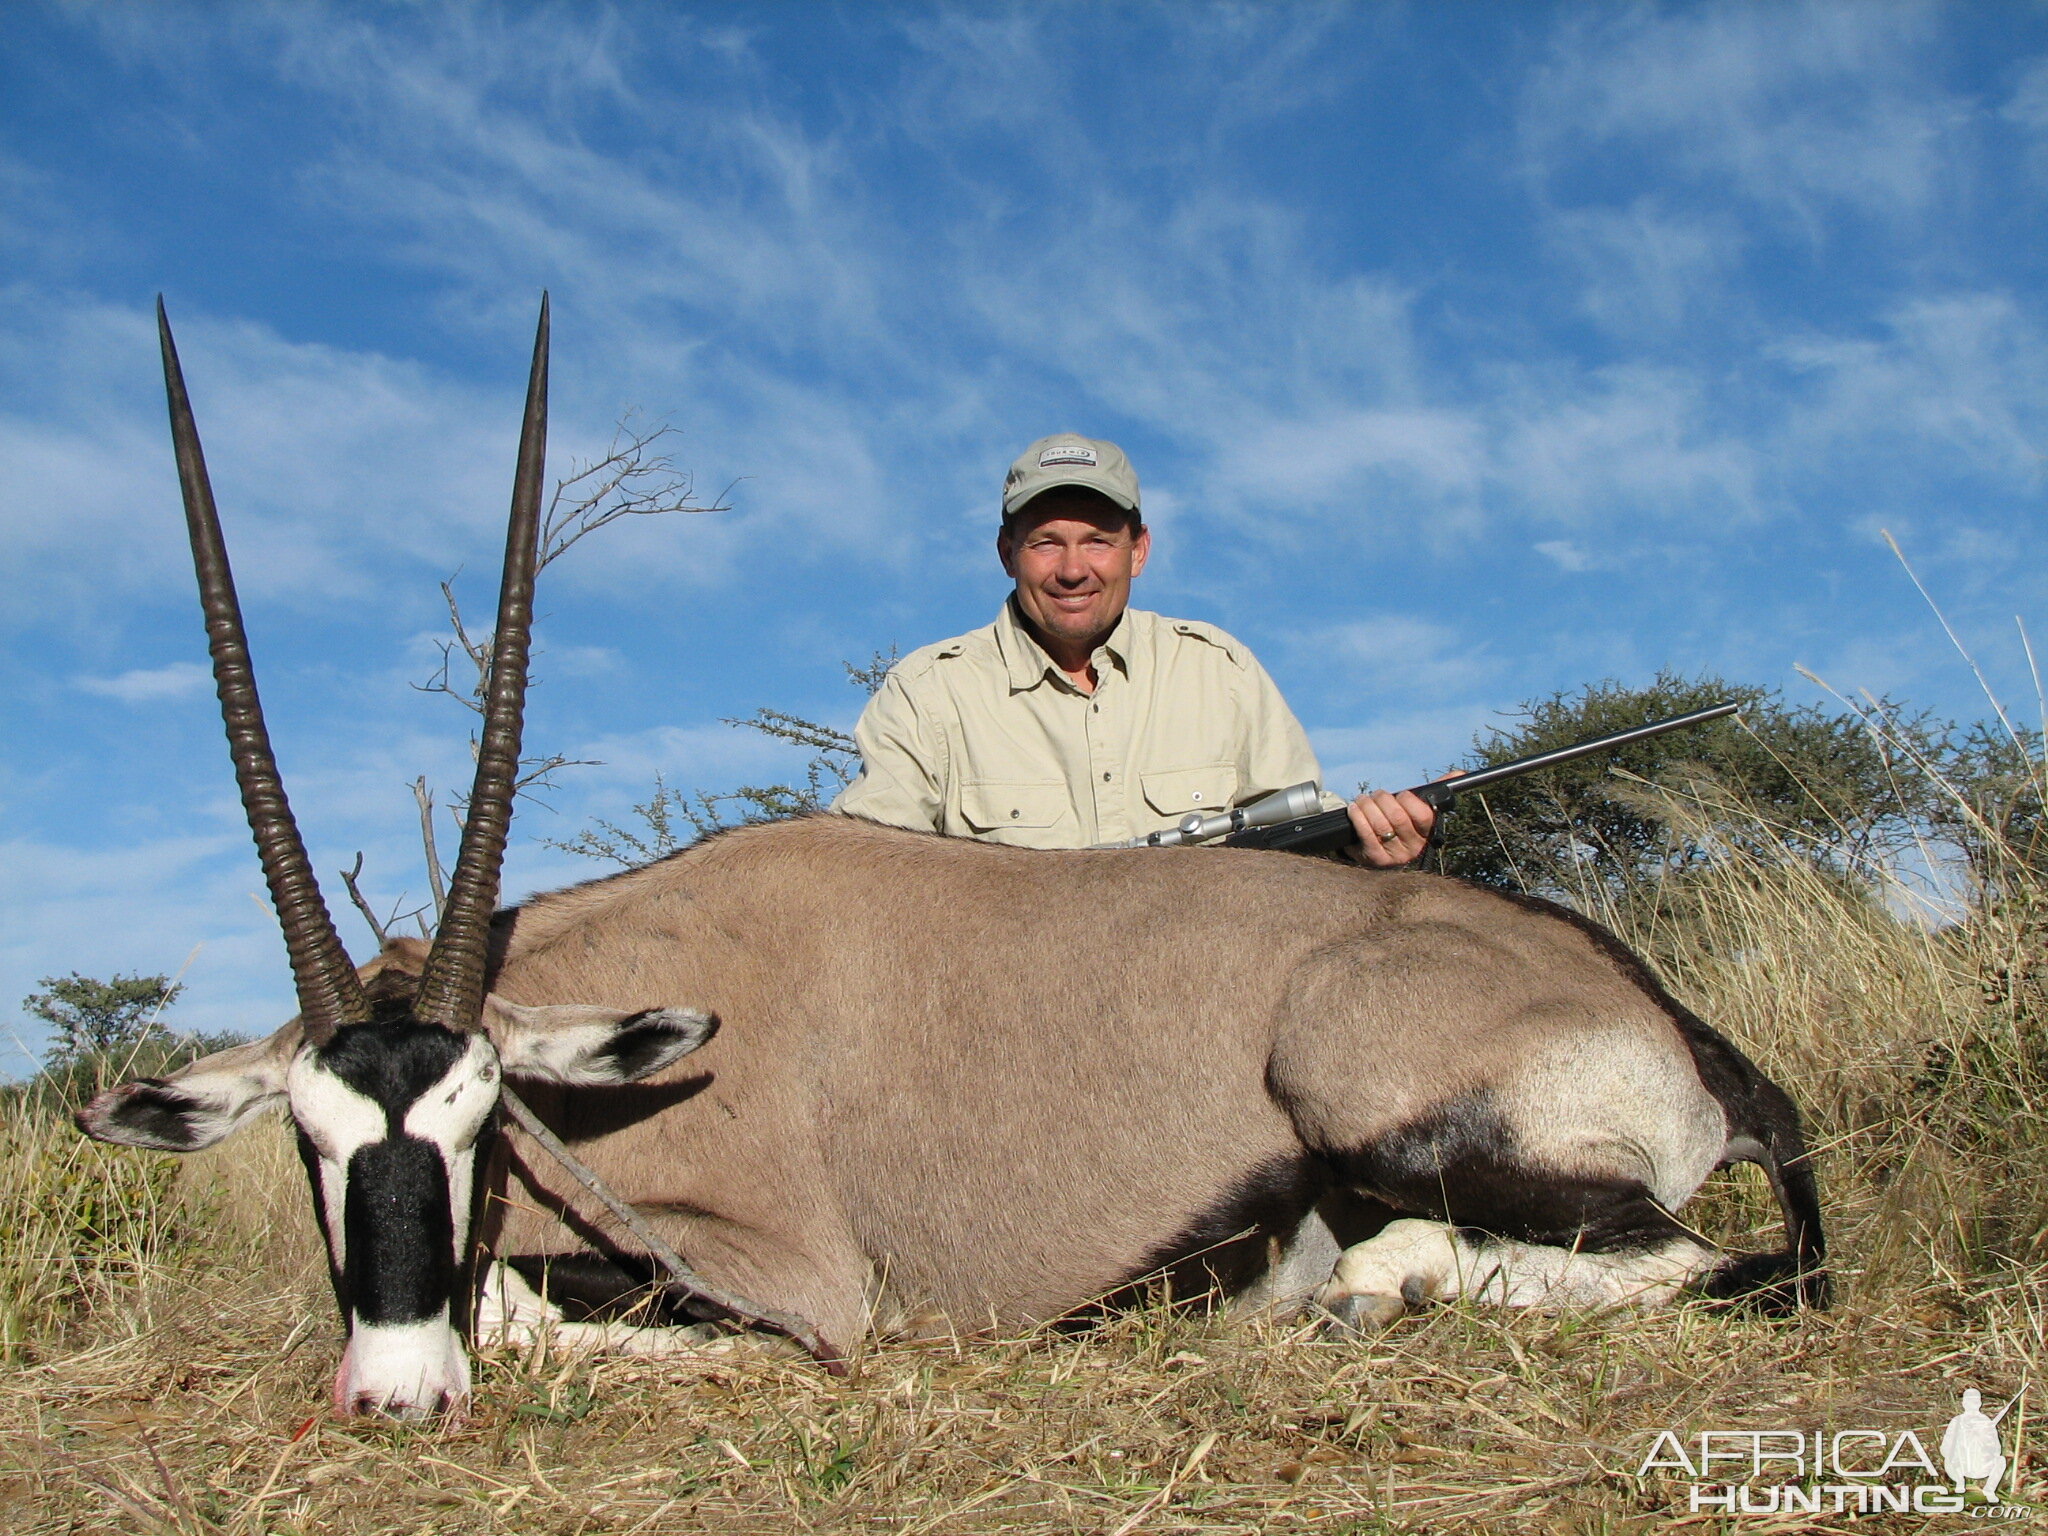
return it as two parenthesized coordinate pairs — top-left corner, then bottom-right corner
(79, 299), (1826, 1417)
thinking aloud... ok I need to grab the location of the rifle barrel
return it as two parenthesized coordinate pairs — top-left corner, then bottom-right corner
(1219, 700), (1742, 855)
(1406, 701), (1741, 810)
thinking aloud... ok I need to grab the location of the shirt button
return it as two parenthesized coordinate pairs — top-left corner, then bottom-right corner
(1102, 771), (1111, 782)
(1010, 809), (1021, 819)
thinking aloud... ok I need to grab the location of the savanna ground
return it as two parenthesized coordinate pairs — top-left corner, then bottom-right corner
(5, 785), (2045, 1535)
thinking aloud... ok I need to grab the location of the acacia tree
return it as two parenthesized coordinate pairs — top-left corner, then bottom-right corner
(1425, 672), (1948, 906)
(1928, 719), (2047, 908)
(19, 972), (241, 1107)
(28, 972), (182, 1067)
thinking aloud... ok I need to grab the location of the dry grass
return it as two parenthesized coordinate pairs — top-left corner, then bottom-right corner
(6, 793), (2047, 1533)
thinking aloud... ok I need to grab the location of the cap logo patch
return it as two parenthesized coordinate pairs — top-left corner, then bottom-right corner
(1039, 446), (1098, 468)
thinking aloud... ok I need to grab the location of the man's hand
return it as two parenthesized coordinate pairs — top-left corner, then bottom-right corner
(1343, 772), (1464, 868)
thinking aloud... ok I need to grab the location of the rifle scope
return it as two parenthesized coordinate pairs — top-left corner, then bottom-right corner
(1094, 780), (1324, 849)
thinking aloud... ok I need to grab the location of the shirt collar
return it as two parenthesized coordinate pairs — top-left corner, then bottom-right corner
(996, 596), (1134, 693)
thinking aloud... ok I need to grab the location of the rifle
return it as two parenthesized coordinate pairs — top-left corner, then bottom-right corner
(1102, 701), (1741, 855)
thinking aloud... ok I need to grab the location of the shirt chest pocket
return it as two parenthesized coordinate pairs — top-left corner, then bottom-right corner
(1139, 763), (1239, 818)
(958, 780), (1073, 834)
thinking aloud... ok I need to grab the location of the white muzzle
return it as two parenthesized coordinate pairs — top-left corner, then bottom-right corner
(332, 1311), (471, 1418)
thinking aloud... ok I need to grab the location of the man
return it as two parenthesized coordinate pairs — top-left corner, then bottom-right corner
(831, 433), (1438, 864)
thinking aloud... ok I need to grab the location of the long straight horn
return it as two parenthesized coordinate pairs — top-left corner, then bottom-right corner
(158, 299), (369, 1043)
(413, 296), (549, 1031)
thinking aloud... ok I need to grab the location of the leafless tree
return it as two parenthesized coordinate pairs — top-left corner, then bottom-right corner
(345, 417), (726, 937)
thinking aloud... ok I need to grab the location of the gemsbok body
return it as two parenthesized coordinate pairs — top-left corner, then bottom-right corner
(80, 300), (1827, 1417)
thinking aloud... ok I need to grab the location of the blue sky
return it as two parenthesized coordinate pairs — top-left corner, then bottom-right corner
(4, 1), (2045, 1071)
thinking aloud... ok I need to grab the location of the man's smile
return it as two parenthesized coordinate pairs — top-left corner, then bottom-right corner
(995, 491), (1151, 687)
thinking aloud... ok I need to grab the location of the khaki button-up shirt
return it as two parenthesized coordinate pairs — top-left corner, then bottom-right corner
(831, 600), (1342, 848)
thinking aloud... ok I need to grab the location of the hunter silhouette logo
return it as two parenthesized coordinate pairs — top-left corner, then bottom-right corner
(1942, 1389), (2012, 1502)
(1635, 1385), (2031, 1518)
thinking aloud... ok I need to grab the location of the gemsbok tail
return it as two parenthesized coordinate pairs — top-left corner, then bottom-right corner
(1689, 1031), (1830, 1312)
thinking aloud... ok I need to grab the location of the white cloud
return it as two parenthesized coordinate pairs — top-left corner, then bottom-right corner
(1523, 1), (1961, 228)
(1543, 200), (1742, 335)
(0, 284), (779, 635)
(0, 291), (505, 620)
(1207, 408), (1485, 524)
(1490, 364), (1763, 528)
(1300, 615), (1493, 700)
(535, 644), (620, 681)
(1535, 540), (1594, 573)
(75, 661), (212, 702)
(1771, 293), (2048, 485)
(2003, 54), (2048, 131)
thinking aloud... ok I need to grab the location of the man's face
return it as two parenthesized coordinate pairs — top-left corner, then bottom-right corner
(998, 492), (1150, 657)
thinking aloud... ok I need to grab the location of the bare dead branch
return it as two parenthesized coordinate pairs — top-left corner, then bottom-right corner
(442, 578), (489, 674)
(514, 752), (602, 800)
(339, 853), (430, 949)
(411, 578), (490, 716)
(339, 853), (389, 947)
(401, 411), (719, 903)
(414, 418), (724, 723)
(413, 777), (448, 923)
(537, 416), (730, 573)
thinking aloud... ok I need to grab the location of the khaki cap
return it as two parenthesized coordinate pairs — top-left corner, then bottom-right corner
(1002, 434), (1141, 519)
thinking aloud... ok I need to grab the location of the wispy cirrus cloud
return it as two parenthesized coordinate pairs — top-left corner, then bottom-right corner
(74, 660), (211, 702)
(0, 286), (765, 633)
(1770, 292), (2048, 486)
(1296, 615), (1497, 701)
(0, 293), (502, 622)
(1540, 199), (1742, 336)
(2006, 53), (2048, 132)
(1522, 0), (1961, 227)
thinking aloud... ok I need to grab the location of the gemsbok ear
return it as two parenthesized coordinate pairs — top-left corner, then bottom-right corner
(484, 999), (719, 1086)
(75, 1032), (296, 1152)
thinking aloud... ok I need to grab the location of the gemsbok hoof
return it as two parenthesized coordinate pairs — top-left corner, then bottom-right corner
(1320, 1292), (1407, 1335)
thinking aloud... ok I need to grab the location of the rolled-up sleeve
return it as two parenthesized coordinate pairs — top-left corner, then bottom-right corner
(830, 670), (949, 832)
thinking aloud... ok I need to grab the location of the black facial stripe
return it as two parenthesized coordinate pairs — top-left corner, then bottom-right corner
(307, 1020), (475, 1329)
(344, 1134), (458, 1325)
(318, 1019), (470, 1119)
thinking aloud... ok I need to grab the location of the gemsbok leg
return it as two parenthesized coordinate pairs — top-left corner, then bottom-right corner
(1266, 915), (1825, 1329)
